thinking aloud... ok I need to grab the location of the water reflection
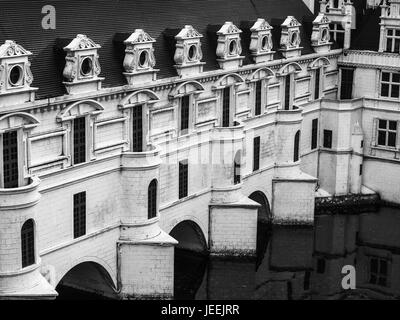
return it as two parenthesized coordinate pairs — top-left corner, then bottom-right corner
(174, 206), (400, 300)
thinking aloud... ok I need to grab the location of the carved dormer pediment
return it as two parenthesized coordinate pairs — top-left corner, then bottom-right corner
(174, 25), (204, 77)
(0, 41), (32, 58)
(0, 40), (37, 107)
(216, 22), (244, 70)
(250, 18), (275, 63)
(311, 13), (332, 53)
(379, 0), (400, 52)
(280, 16), (303, 59)
(62, 34), (104, 95)
(123, 29), (158, 85)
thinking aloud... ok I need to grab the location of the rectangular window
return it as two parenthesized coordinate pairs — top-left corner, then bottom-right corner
(386, 29), (400, 53)
(380, 71), (400, 99)
(179, 161), (188, 199)
(369, 257), (388, 287)
(330, 23), (345, 48)
(73, 191), (86, 239)
(317, 258), (326, 274)
(253, 137), (260, 172)
(73, 117), (86, 165)
(323, 130), (333, 149)
(314, 69), (321, 100)
(311, 118), (318, 150)
(180, 95), (190, 133)
(284, 74), (291, 110)
(377, 119), (397, 148)
(359, 164), (363, 176)
(3, 130), (19, 188)
(340, 68), (354, 100)
(255, 81), (262, 116)
(222, 87), (230, 127)
(132, 105), (143, 152)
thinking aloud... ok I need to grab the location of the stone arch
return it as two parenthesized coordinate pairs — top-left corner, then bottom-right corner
(248, 67), (275, 82)
(169, 219), (208, 253)
(249, 191), (272, 222)
(169, 80), (205, 98)
(308, 56), (331, 70)
(276, 62), (302, 76)
(56, 256), (116, 289)
(0, 112), (39, 131)
(213, 73), (244, 89)
(57, 99), (104, 122)
(119, 89), (160, 108)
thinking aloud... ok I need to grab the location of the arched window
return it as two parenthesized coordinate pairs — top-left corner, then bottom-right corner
(21, 219), (35, 268)
(294, 130), (301, 162)
(234, 151), (241, 185)
(148, 179), (158, 219)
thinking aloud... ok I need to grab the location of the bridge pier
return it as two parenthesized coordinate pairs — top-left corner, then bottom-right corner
(209, 185), (259, 256)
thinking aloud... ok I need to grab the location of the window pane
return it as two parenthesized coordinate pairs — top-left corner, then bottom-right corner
(378, 276), (387, 287)
(388, 29), (393, 36)
(389, 120), (397, 130)
(381, 84), (389, 97)
(391, 84), (400, 98)
(396, 29), (400, 37)
(370, 258), (378, 273)
(382, 72), (390, 82)
(387, 39), (393, 52)
(369, 274), (377, 284)
(388, 132), (397, 147)
(379, 120), (387, 129)
(395, 39), (400, 53)
(378, 131), (386, 145)
(380, 260), (388, 275)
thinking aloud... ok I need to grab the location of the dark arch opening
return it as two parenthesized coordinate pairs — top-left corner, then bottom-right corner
(148, 179), (158, 219)
(249, 191), (272, 223)
(21, 219), (35, 268)
(249, 191), (272, 270)
(170, 221), (208, 300)
(294, 130), (301, 162)
(56, 262), (117, 300)
(170, 220), (207, 254)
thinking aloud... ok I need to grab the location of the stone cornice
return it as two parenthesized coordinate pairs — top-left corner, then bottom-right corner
(0, 49), (342, 116)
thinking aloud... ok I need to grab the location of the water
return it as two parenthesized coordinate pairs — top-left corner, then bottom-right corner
(56, 206), (400, 300)
(174, 206), (400, 300)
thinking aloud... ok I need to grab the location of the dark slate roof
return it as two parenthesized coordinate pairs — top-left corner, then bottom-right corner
(0, 0), (313, 99)
(351, 6), (381, 51)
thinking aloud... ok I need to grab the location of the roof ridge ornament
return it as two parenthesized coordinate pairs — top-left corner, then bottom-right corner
(64, 34), (101, 52)
(124, 29), (156, 44)
(0, 40), (33, 58)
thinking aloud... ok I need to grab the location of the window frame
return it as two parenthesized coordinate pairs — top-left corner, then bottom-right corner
(148, 179), (158, 219)
(380, 71), (400, 99)
(179, 95), (191, 135)
(72, 116), (88, 166)
(368, 256), (390, 287)
(340, 68), (354, 100)
(131, 104), (144, 152)
(311, 118), (319, 150)
(21, 219), (35, 268)
(376, 119), (398, 148)
(253, 136), (261, 172)
(323, 129), (333, 149)
(385, 28), (400, 53)
(178, 160), (188, 199)
(73, 191), (86, 239)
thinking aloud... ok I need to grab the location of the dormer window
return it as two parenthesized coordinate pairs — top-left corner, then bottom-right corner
(80, 56), (93, 77)
(8, 64), (24, 87)
(63, 34), (103, 94)
(173, 25), (204, 77)
(216, 22), (244, 70)
(229, 39), (238, 55)
(249, 18), (275, 63)
(123, 29), (158, 85)
(280, 16), (303, 59)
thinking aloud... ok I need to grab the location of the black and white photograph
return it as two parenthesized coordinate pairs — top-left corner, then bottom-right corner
(0, 0), (399, 310)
